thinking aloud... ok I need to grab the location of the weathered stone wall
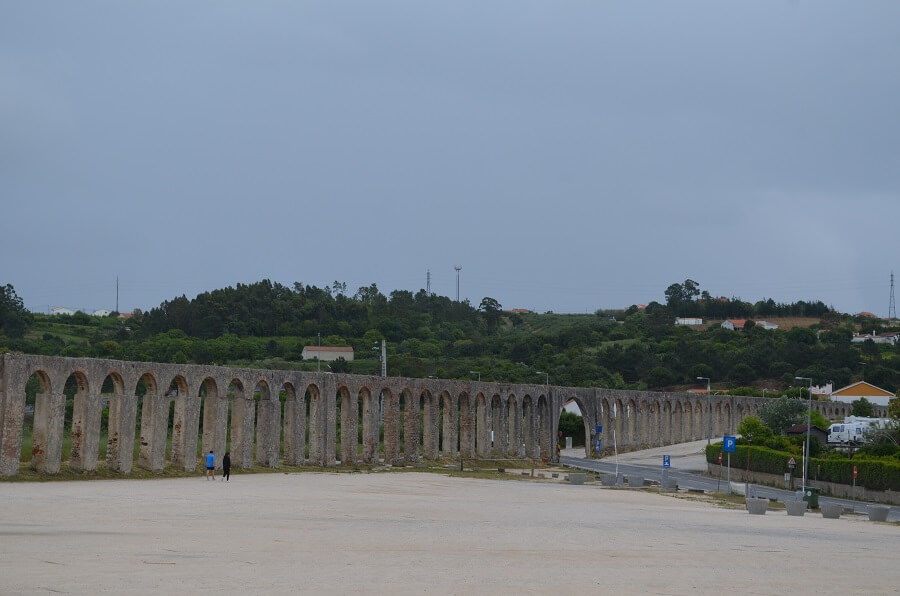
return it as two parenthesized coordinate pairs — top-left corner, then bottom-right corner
(0, 353), (847, 477)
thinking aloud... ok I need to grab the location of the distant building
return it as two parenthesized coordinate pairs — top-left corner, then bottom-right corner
(507, 308), (531, 314)
(756, 320), (779, 330)
(785, 424), (829, 445)
(92, 309), (113, 317)
(851, 332), (900, 345)
(721, 319), (748, 330)
(301, 346), (355, 362)
(830, 381), (895, 407)
(857, 311), (878, 318)
(675, 317), (703, 326)
(50, 306), (76, 316)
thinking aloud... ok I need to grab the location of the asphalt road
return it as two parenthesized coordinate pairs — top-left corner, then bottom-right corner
(561, 455), (900, 522)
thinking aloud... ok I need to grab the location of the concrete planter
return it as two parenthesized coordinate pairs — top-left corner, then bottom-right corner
(628, 476), (645, 488)
(568, 473), (585, 485)
(867, 505), (890, 522)
(820, 503), (842, 519)
(785, 500), (807, 517)
(601, 473), (617, 487)
(746, 498), (769, 515)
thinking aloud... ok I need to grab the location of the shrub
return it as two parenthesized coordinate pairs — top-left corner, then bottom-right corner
(706, 443), (900, 491)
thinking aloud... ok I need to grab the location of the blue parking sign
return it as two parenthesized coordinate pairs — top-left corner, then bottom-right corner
(663, 455), (670, 468)
(723, 436), (737, 453)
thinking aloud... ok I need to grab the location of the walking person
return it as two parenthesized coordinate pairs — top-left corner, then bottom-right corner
(222, 452), (231, 482)
(205, 450), (215, 480)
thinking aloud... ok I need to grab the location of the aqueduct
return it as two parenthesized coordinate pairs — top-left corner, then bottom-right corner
(0, 353), (858, 477)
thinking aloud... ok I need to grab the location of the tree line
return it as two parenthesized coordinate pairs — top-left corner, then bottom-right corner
(2, 280), (899, 398)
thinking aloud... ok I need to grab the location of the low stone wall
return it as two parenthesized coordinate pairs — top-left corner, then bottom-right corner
(707, 463), (900, 506)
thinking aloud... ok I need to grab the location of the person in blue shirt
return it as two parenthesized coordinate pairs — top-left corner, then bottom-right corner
(205, 451), (215, 480)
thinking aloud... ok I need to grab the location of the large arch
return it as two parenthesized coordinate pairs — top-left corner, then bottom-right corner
(137, 372), (164, 472)
(169, 374), (197, 472)
(439, 390), (456, 458)
(475, 393), (489, 457)
(458, 392), (474, 458)
(282, 382), (304, 466)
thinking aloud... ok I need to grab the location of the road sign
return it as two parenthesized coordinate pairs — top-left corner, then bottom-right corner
(853, 466), (858, 479)
(723, 436), (737, 453)
(663, 455), (671, 468)
(718, 453), (722, 464)
(596, 425), (603, 434)
(788, 457), (796, 469)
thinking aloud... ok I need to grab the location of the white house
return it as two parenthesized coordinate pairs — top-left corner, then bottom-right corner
(92, 309), (113, 317)
(301, 346), (355, 362)
(721, 319), (747, 330)
(851, 332), (900, 345)
(756, 320), (779, 330)
(675, 317), (703, 326)
(50, 306), (76, 316)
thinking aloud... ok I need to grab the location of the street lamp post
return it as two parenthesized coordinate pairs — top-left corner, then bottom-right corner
(536, 371), (549, 386)
(697, 377), (711, 445)
(469, 370), (481, 382)
(796, 376), (813, 490)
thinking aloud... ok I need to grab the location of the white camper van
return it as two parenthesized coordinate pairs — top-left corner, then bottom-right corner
(827, 416), (893, 445)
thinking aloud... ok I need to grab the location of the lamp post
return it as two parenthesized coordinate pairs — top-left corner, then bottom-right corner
(536, 371), (549, 386)
(697, 377), (711, 445)
(796, 376), (813, 490)
(469, 370), (481, 382)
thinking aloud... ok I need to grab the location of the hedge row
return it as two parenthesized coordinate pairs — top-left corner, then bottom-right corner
(705, 444), (900, 492)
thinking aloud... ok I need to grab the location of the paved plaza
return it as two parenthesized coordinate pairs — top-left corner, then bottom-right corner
(1, 472), (896, 594)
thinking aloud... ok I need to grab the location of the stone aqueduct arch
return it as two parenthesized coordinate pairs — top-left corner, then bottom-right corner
(0, 353), (867, 477)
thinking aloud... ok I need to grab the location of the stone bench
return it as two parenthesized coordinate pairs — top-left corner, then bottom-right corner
(820, 503), (843, 519)
(785, 500), (807, 517)
(746, 498), (768, 515)
(568, 473), (585, 485)
(867, 505), (890, 522)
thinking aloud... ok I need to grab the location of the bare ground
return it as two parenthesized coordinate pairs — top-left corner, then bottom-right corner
(0, 471), (896, 595)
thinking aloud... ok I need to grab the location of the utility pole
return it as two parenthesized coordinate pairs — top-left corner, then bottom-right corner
(889, 271), (896, 321)
(115, 276), (119, 313)
(454, 265), (462, 302)
(426, 269), (431, 297)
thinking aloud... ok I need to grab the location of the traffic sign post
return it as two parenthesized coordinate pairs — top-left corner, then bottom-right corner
(788, 457), (796, 491)
(853, 465), (858, 498)
(717, 452), (723, 492)
(723, 436), (736, 490)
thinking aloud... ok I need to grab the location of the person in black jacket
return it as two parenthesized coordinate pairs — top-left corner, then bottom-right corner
(221, 452), (231, 482)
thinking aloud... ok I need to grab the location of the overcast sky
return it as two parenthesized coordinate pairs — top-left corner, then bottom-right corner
(3, 2), (899, 317)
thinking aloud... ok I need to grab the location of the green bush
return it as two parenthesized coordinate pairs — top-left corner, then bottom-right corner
(705, 443), (900, 491)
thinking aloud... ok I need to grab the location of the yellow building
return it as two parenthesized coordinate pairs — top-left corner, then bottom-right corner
(830, 381), (895, 407)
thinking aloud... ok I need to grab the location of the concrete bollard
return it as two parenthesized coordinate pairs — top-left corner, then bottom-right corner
(821, 503), (842, 519)
(569, 473), (585, 485)
(628, 476), (645, 488)
(661, 478), (677, 491)
(601, 473), (617, 487)
(867, 505), (890, 522)
(785, 500), (807, 517)
(746, 498), (768, 515)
